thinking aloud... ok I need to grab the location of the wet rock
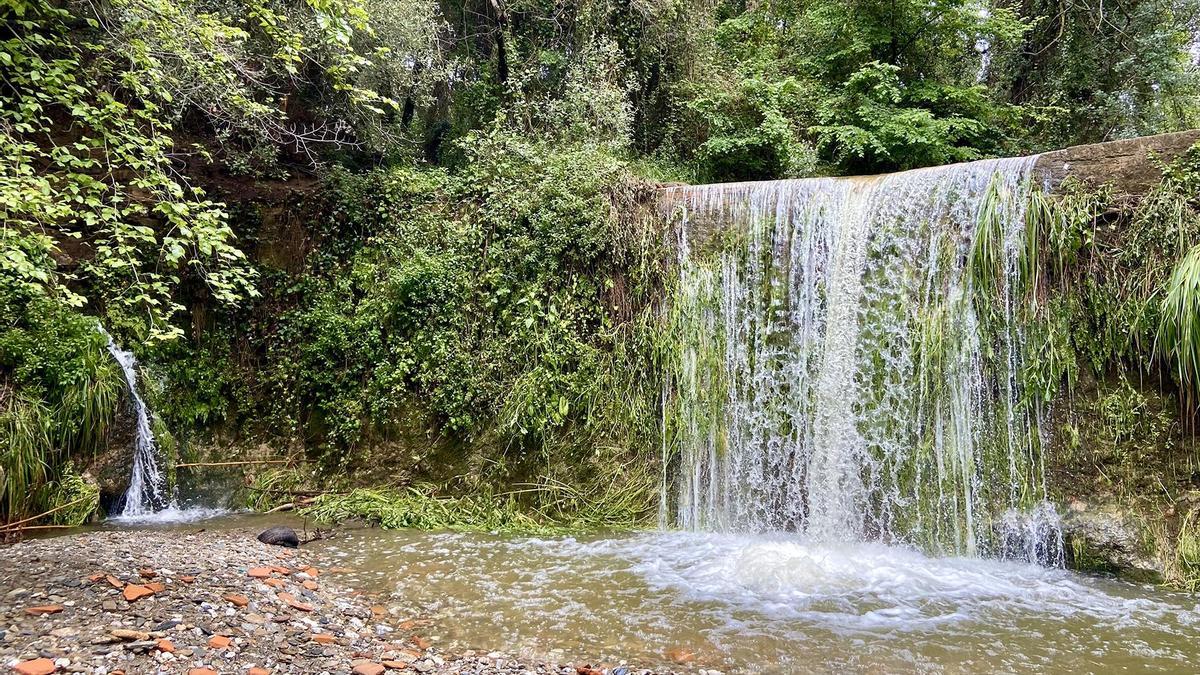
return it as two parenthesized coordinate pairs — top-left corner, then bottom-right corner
(666, 647), (695, 664)
(1061, 504), (1163, 581)
(257, 526), (300, 548)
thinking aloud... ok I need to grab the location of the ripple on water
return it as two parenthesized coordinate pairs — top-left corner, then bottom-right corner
(312, 530), (1200, 674)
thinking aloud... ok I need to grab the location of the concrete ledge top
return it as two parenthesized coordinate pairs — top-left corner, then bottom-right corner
(1033, 129), (1200, 195)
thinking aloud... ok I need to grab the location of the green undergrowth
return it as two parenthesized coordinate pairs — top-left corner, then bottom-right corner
(301, 487), (547, 532)
(1013, 143), (1200, 587)
(0, 282), (123, 524)
(251, 456), (660, 533)
(183, 135), (673, 530)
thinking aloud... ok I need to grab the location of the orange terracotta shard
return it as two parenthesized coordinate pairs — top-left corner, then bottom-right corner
(223, 593), (250, 607)
(13, 658), (56, 675)
(277, 591), (314, 612)
(123, 584), (154, 602)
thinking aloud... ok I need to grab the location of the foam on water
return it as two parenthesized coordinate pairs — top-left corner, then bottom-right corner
(106, 505), (233, 525)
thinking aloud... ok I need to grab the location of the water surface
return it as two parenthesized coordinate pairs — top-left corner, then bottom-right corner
(311, 529), (1200, 674)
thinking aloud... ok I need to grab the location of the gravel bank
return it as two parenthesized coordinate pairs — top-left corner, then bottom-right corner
(0, 529), (669, 675)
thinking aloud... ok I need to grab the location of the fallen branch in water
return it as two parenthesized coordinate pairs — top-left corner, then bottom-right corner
(264, 497), (316, 514)
(0, 496), (92, 531)
(176, 460), (297, 468)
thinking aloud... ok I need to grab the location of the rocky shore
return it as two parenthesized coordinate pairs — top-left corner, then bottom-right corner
(0, 529), (667, 675)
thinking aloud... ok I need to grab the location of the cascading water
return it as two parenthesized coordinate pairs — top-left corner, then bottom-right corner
(661, 156), (1063, 563)
(101, 328), (169, 516)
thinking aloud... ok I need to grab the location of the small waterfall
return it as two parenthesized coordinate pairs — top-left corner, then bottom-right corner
(661, 156), (1062, 563)
(101, 329), (169, 516)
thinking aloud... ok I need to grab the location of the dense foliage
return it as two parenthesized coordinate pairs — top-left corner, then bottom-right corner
(1, 0), (1199, 526)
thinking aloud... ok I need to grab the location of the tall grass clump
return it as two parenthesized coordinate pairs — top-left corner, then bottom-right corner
(1158, 244), (1200, 407)
(0, 289), (125, 524)
(1015, 143), (1200, 407)
(0, 394), (51, 519)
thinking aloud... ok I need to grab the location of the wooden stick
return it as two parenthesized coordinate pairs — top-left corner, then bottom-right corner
(175, 460), (296, 468)
(0, 496), (91, 531)
(3, 524), (77, 531)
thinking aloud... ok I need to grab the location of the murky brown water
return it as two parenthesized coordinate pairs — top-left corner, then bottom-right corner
(303, 528), (1200, 674)
(76, 511), (1200, 674)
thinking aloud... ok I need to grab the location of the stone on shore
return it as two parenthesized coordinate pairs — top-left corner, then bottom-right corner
(257, 526), (300, 548)
(24, 604), (63, 615)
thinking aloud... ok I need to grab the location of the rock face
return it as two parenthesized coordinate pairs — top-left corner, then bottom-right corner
(257, 525), (300, 548)
(1033, 129), (1200, 196)
(1060, 503), (1163, 582)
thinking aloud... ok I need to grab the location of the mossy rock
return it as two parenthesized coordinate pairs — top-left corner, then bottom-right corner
(1060, 503), (1163, 582)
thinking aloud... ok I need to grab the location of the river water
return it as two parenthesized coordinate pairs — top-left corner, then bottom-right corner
(304, 527), (1200, 674)
(72, 508), (1200, 673)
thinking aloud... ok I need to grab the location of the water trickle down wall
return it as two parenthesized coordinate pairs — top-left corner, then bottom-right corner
(101, 329), (170, 516)
(660, 156), (1064, 564)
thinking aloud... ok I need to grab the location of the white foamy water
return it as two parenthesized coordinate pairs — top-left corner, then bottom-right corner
(660, 156), (1057, 560)
(101, 328), (170, 517)
(316, 529), (1200, 673)
(106, 505), (233, 525)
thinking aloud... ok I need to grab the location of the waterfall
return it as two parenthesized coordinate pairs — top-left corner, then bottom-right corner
(661, 156), (1063, 563)
(101, 329), (169, 516)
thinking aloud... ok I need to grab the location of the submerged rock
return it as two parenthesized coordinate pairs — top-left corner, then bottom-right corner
(257, 525), (300, 548)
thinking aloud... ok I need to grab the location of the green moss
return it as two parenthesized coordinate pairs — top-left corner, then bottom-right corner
(1068, 535), (1121, 575)
(300, 480), (654, 534)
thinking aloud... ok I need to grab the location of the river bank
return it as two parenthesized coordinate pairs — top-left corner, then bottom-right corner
(0, 527), (666, 675)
